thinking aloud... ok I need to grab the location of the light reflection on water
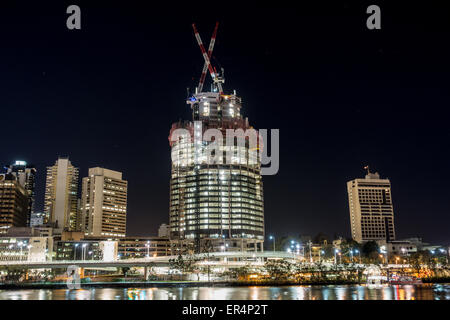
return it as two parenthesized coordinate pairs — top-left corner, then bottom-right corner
(0, 284), (448, 300)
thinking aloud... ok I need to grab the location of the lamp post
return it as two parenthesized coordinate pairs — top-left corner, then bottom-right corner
(146, 241), (150, 258)
(74, 243), (79, 260)
(319, 250), (325, 263)
(17, 241), (23, 260)
(354, 249), (361, 264)
(82, 243), (87, 260)
(380, 246), (387, 265)
(269, 236), (275, 252)
(308, 241), (313, 263)
(350, 249), (353, 262)
(334, 249), (339, 265)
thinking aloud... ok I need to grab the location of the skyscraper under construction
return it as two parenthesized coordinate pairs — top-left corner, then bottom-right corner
(168, 23), (264, 253)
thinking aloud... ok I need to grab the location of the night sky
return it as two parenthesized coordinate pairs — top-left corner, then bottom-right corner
(1, 2), (449, 244)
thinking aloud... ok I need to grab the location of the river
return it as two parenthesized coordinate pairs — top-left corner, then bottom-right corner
(0, 283), (449, 300)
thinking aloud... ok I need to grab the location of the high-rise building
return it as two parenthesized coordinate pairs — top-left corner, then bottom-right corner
(29, 212), (46, 227)
(81, 167), (128, 238)
(347, 170), (396, 244)
(4, 160), (36, 226)
(0, 174), (28, 234)
(168, 25), (264, 253)
(44, 157), (79, 231)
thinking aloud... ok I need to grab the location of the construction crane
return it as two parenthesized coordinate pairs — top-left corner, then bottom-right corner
(197, 22), (219, 93)
(192, 23), (224, 94)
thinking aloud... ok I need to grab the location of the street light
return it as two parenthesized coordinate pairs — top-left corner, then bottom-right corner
(334, 249), (339, 265)
(319, 250), (325, 263)
(18, 242), (24, 260)
(82, 243), (88, 260)
(146, 241), (150, 258)
(354, 249), (361, 264)
(308, 241), (313, 263)
(74, 243), (79, 260)
(380, 246), (387, 264)
(269, 236), (275, 252)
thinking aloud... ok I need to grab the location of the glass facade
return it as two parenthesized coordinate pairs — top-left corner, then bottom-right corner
(169, 92), (264, 252)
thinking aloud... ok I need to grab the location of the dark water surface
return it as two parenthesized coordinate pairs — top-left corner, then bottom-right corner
(0, 284), (449, 300)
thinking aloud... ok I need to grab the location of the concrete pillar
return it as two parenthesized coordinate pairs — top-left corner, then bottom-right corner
(144, 266), (148, 280)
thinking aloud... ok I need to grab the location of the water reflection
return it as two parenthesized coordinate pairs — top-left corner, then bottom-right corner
(0, 284), (448, 300)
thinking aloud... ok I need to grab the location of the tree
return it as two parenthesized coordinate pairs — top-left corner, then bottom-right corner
(0, 266), (27, 282)
(121, 267), (130, 278)
(264, 259), (292, 280)
(220, 265), (252, 281)
(362, 241), (379, 261)
(200, 239), (214, 282)
(169, 254), (201, 280)
(339, 239), (361, 263)
(313, 232), (330, 245)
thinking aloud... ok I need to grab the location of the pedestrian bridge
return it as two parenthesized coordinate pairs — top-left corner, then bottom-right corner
(0, 251), (302, 269)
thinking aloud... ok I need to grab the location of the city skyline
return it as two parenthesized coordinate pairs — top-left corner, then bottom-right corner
(2, 2), (450, 244)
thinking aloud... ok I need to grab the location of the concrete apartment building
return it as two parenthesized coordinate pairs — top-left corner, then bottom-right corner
(347, 170), (396, 244)
(44, 157), (80, 231)
(81, 167), (128, 238)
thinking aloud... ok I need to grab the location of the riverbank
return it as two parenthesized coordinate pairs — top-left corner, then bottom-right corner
(1, 278), (447, 290)
(0, 279), (359, 290)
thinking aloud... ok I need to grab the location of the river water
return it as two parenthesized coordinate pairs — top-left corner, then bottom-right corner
(0, 284), (449, 300)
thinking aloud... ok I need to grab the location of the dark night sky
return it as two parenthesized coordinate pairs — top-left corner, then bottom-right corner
(1, 1), (449, 244)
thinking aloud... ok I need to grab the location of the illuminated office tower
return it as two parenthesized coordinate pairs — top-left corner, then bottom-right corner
(347, 170), (396, 244)
(4, 160), (36, 226)
(0, 174), (28, 234)
(169, 93), (264, 253)
(44, 157), (79, 230)
(168, 24), (264, 253)
(81, 167), (128, 238)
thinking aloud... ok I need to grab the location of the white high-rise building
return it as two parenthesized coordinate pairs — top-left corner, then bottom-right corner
(44, 157), (79, 231)
(81, 167), (128, 238)
(347, 170), (396, 244)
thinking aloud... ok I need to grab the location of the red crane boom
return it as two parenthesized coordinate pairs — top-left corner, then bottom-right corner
(192, 23), (223, 94)
(197, 22), (219, 93)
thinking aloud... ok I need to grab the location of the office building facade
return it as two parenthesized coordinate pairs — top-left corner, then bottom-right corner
(44, 157), (79, 231)
(81, 167), (128, 238)
(169, 91), (265, 253)
(347, 171), (396, 243)
(4, 160), (37, 226)
(0, 174), (28, 234)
